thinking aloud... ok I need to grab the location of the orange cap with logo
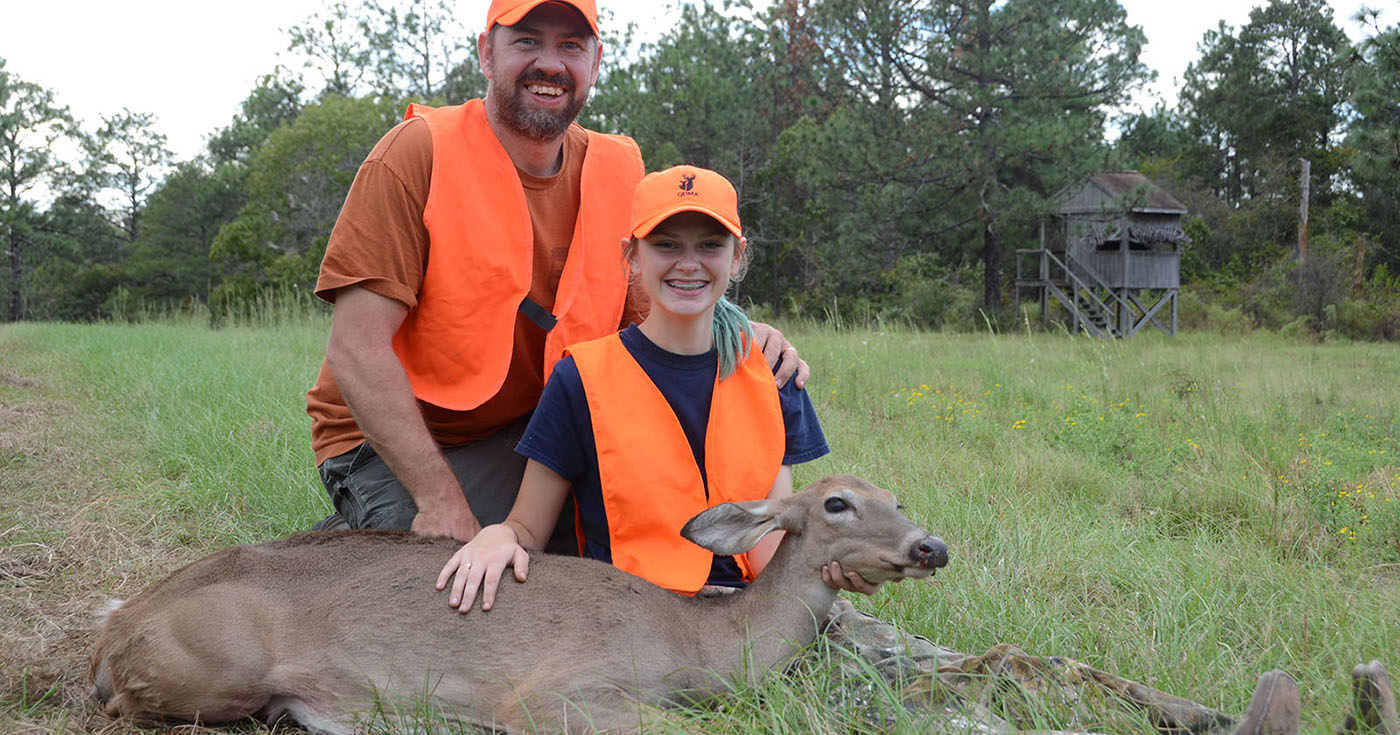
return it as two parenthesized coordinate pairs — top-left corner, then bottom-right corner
(629, 165), (742, 240)
(487, 0), (600, 37)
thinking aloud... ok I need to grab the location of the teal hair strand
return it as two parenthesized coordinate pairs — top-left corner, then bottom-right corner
(713, 296), (754, 380)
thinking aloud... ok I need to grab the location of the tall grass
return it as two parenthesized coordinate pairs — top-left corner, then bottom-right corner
(2, 316), (331, 549)
(2, 317), (1397, 732)
(788, 326), (1399, 726)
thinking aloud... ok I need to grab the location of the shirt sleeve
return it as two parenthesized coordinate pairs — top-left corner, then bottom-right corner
(516, 356), (593, 482)
(314, 118), (433, 308)
(778, 380), (829, 465)
(619, 279), (650, 328)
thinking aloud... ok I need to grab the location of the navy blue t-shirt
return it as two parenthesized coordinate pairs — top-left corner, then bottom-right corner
(517, 325), (829, 587)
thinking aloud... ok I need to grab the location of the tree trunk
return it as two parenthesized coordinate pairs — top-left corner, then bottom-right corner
(974, 0), (1001, 310)
(1297, 157), (1309, 262)
(982, 220), (1002, 308)
(8, 226), (21, 321)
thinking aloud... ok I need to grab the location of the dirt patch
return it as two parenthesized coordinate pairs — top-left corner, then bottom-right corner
(0, 374), (225, 734)
(0, 370), (41, 389)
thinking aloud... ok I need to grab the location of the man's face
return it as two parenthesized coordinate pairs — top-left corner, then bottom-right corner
(479, 3), (602, 141)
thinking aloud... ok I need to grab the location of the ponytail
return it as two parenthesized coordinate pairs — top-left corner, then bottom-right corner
(713, 296), (754, 380)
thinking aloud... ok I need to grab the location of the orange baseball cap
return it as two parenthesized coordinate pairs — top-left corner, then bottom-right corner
(629, 165), (742, 239)
(487, 0), (599, 38)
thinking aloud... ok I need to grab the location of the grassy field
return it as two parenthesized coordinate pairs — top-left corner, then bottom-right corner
(1, 316), (1397, 733)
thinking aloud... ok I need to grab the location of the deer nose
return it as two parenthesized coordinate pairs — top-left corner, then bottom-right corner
(913, 536), (949, 569)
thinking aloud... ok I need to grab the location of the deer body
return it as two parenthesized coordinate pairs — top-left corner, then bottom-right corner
(91, 475), (948, 734)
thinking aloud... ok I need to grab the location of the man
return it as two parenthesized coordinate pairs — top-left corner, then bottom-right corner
(305, 0), (807, 549)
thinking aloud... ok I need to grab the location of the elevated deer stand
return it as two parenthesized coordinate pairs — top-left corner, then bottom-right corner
(1016, 171), (1189, 338)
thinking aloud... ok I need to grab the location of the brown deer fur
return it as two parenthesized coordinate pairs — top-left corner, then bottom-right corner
(90, 474), (948, 734)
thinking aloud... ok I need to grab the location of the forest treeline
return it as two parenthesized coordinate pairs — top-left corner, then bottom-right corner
(2, 0), (1397, 337)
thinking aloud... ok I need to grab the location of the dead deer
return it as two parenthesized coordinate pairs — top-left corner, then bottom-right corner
(90, 474), (948, 734)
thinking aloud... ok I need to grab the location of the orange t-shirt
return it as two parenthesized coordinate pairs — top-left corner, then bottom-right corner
(307, 117), (646, 464)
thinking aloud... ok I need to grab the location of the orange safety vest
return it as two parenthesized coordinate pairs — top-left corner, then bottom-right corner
(567, 333), (785, 595)
(392, 100), (644, 410)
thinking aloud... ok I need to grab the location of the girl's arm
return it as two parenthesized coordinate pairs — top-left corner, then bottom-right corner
(746, 465), (794, 576)
(435, 459), (571, 613)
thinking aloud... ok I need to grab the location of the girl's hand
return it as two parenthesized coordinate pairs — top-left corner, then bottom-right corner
(434, 523), (531, 612)
(822, 560), (883, 595)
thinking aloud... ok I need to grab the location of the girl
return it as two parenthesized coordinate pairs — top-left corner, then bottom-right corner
(435, 165), (858, 610)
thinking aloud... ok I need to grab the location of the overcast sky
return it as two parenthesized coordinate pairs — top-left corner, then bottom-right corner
(0, 0), (1386, 162)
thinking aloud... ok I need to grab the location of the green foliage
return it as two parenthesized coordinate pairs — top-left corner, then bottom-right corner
(208, 70), (306, 165)
(811, 252), (987, 330)
(587, 2), (776, 173)
(1178, 288), (1253, 335)
(85, 108), (175, 242)
(1121, 0), (1387, 341)
(591, 0), (1152, 316)
(211, 94), (398, 302)
(1180, 0), (1351, 207)
(362, 0), (474, 100)
(6, 0), (1399, 339)
(121, 161), (245, 308)
(286, 0), (475, 102)
(287, 0), (373, 97)
(806, 0), (1152, 307)
(756, 104), (948, 314)
(1179, 238), (1400, 343)
(1345, 14), (1400, 275)
(0, 57), (72, 321)
(1116, 106), (1192, 166)
(20, 193), (124, 321)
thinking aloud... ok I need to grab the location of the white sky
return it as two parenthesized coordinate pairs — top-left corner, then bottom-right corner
(0, 0), (1387, 162)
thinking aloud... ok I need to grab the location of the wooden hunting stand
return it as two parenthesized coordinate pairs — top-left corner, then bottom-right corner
(1015, 171), (1189, 338)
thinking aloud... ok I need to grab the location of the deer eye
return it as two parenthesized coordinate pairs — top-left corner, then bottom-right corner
(824, 497), (850, 514)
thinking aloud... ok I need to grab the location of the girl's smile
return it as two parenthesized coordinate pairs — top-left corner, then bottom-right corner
(630, 211), (744, 353)
(635, 211), (741, 315)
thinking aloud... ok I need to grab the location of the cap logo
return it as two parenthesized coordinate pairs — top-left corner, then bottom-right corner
(677, 173), (700, 198)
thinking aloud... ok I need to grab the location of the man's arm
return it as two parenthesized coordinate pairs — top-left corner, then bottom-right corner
(750, 321), (810, 389)
(325, 286), (481, 541)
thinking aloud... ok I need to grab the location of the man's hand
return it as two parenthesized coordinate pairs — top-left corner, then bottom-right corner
(750, 321), (810, 389)
(822, 560), (883, 595)
(328, 287), (482, 542)
(411, 499), (482, 543)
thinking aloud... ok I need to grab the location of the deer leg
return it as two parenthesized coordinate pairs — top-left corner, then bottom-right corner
(95, 587), (285, 725)
(1337, 661), (1398, 735)
(493, 684), (673, 735)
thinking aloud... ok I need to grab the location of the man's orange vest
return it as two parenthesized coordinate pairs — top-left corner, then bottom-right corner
(567, 333), (786, 595)
(392, 100), (644, 410)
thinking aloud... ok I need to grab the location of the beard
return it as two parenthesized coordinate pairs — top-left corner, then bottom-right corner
(489, 69), (588, 141)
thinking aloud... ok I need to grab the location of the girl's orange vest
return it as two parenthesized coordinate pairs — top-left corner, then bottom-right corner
(392, 100), (644, 410)
(567, 333), (786, 595)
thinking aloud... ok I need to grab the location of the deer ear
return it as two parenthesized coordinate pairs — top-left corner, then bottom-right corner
(681, 499), (782, 555)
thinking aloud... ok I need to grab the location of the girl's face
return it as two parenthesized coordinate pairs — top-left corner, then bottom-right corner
(631, 211), (743, 323)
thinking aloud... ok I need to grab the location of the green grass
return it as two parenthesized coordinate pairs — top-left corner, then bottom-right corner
(790, 326), (1400, 726)
(0, 316), (332, 550)
(2, 317), (1397, 733)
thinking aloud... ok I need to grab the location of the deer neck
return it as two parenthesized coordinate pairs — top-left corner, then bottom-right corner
(706, 534), (837, 677)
